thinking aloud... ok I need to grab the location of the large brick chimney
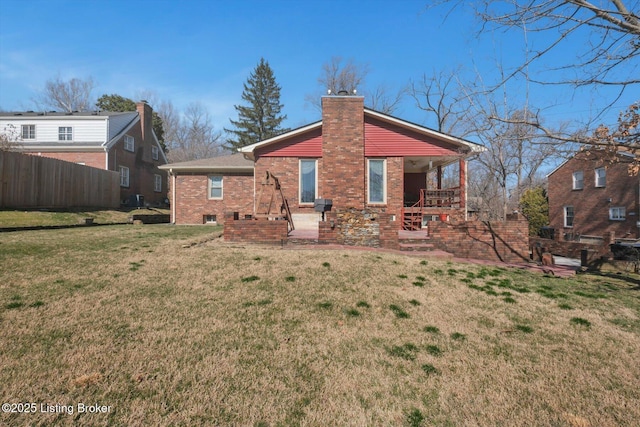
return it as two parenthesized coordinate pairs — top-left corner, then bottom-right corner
(136, 101), (153, 142)
(321, 95), (365, 209)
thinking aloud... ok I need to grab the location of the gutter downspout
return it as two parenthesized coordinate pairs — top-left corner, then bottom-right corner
(171, 169), (176, 224)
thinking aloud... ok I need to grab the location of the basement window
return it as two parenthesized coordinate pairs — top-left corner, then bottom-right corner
(204, 215), (217, 224)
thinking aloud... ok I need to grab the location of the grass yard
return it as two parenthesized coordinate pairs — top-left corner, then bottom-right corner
(0, 208), (168, 228)
(1, 225), (639, 426)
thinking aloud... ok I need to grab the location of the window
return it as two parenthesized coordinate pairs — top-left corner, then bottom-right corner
(21, 125), (35, 140)
(609, 207), (626, 220)
(204, 215), (217, 224)
(572, 171), (583, 190)
(154, 174), (162, 192)
(595, 167), (606, 187)
(208, 176), (223, 199)
(299, 159), (317, 204)
(58, 127), (72, 141)
(368, 159), (386, 204)
(124, 135), (134, 152)
(152, 145), (159, 160)
(564, 206), (574, 227)
(119, 166), (130, 187)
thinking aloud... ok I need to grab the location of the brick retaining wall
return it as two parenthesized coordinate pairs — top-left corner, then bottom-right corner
(223, 212), (289, 244)
(428, 214), (530, 263)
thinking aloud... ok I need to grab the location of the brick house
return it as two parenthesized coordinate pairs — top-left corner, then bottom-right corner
(162, 95), (483, 228)
(159, 153), (254, 224)
(547, 149), (639, 239)
(0, 101), (168, 206)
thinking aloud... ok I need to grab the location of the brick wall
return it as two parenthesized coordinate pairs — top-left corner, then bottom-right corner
(428, 214), (530, 263)
(254, 156), (324, 214)
(321, 96), (365, 210)
(224, 212), (289, 244)
(548, 152), (639, 239)
(172, 173), (254, 224)
(34, 151), (106, 170)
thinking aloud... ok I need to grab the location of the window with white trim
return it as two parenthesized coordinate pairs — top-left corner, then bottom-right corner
(595, 167), (606, 187)
(609, 207), (626, 220)
(58, 127), (72, 141)
(124, 135), (135, 152)
(572, 171), (583, 190)
(564, 206), (574, 227)
(21, 124), (35, 140)
(154, 174), (162, 192)
(299, 159), (317, 204)
(368, 159), (386, 204)
(208, 176), (223, 199)
(204, 214), (217, 224)
(119, 166), (130, 187)
(152, 145), (159, 160)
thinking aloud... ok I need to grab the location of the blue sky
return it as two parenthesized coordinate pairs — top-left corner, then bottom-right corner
(0, 0), (636, 139)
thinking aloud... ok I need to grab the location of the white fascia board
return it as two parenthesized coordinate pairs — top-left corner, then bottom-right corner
(364, 109), (485, 153)
(238, 121), (322, 159)
(158, 164), (254, 173)
(19, 145), (105, 152)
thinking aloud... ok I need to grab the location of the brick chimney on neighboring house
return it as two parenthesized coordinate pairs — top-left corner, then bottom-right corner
(136, 101), (153, 142)
(321, 94), (365, 209)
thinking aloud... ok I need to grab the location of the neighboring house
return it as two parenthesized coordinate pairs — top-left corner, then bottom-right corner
(547, 149), (639, 239)
(0, 101), (168, 206)
(161, 95), (483, 229)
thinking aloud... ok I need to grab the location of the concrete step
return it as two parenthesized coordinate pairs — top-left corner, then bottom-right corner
(399, 242), (435, 251)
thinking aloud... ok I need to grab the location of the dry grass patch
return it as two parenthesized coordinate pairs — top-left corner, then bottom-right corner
(1, 225), (640, 426)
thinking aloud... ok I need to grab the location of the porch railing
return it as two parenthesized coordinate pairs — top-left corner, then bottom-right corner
(422, 188), (461, 208)
(401, 188), (462, 231)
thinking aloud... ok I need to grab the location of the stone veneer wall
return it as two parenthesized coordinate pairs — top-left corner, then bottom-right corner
(318, 208), (399, 248)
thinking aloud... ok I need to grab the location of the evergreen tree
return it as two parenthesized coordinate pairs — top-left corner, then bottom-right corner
(96, 94), (166, 152)
(225, 58), (289, 151)
(519, 186), (549, 237)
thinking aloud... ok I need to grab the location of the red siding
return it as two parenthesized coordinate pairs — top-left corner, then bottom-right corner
(255, 127), (322, 157)
(364, 117), (459, 157)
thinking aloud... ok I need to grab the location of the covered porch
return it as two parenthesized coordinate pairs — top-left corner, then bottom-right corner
(402, 155), (467, 231)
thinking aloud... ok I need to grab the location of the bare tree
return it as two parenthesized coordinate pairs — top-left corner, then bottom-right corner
(0, 124), (21, 151)
(306, 57), (404, 114)
(162, 102), (224, 163)
(33, 76), (96, 112)
(436, 1), (639, 91)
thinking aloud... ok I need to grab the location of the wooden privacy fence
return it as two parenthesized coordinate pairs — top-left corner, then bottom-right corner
(0, 151), (120, 209)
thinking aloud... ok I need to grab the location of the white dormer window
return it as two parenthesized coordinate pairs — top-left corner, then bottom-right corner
(21, 124), (36, 140)
(58, 127), (72, 141)
(124, 135), (135, 152)
(152, 145), (159, 160)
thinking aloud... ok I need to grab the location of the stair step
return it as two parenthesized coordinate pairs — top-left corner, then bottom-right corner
(399, 243), (434, 251)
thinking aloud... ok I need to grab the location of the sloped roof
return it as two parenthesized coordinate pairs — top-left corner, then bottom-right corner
(159, 153), (254, 173)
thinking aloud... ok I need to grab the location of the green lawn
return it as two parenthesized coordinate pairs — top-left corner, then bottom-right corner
(0, 208), (169, 227)
(1, 225), (639, 426)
